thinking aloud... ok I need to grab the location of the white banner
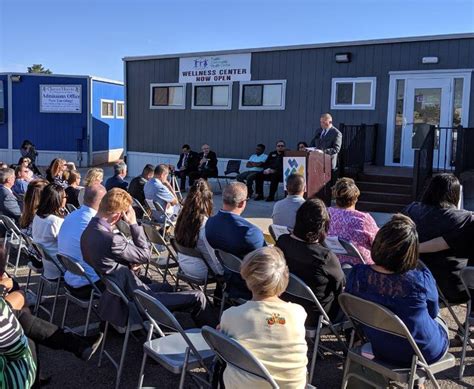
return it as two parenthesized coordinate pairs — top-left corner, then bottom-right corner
(179, 53), (251, 83)
(40, 84), (82, 113)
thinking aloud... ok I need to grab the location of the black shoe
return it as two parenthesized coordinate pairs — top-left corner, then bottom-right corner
(265, 196), (275, 202)
(77, 332), (104, 361)
(254, 195), (264, 201)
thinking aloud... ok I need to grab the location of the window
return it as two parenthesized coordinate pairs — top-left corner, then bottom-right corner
(239, 80), (286, 110)
(116, 101), (125, 119)
(150, 83), (186, 109)
(331, 77), (376, 110)
(0, 81), (4, 124)
(101, 99), (114, 118)
(191, 83), (232, 110)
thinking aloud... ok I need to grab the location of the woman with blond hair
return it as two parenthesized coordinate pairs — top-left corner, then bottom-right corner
(45, 158), (68, 188)
(220, 246), (308, 388)
(78, 168), (104, 205)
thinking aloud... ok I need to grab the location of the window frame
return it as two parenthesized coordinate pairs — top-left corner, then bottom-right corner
(0, 80), (4, 124)
(238, 80), (287, 111)
(100, 99), (115, 118)
(331, 77), (377, 110)
(149, 83), (186, 110)
(116, 100), (125, 119)
(191, 82), (233, 110)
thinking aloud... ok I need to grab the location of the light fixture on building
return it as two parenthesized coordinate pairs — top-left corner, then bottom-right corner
(10, 75), (21, 82)
(422, 56), (439, 64)
(335, 53), (351, 63)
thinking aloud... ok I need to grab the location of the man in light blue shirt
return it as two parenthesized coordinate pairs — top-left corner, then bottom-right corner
(272, 173), (306, 229)
(144, 164), (179, 223)
(236, 143), (267, 197)
(58, 184), (107, 295)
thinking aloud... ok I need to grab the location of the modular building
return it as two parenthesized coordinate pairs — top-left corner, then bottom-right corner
(123, 33), (474, 177)
(0, 72), (125, 167)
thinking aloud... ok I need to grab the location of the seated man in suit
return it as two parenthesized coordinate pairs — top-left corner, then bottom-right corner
(144, 164), (180, 223)
(105, 161), (128, 191)
(206, 182), (265, 299)
(81, 188), (210, 328)
(128, 164), (154, 218)
(0, 168), (22, 223)
(175, 144), (200, 191)
(309, 113), (342, 173)
(189, 144), (218, 184)
(255, 140), (286, 202)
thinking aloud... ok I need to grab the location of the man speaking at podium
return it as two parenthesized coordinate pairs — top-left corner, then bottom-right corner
(309, 113), (342, 173)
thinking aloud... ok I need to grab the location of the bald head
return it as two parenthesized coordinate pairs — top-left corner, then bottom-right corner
(83, 184), (107, 210)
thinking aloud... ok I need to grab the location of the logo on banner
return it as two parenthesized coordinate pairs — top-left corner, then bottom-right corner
(284, 158), (305, 180)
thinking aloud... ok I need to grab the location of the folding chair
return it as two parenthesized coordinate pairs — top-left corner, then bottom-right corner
(325, 236), (366, 264)
(169, 173), (184, 201)
(132, 197), (152, 222)
(145, 199), (176, 235)
(217, 160), (241, 189)
(141, 220), (178, 283)
(21, 232), (43, 304)
(214, 249), (247, 317)
(65, 203), (77, 213)
(31, 242), (65, 323)
(269, 224), (290, 243)
(0, 215), (26, 276)
(285, 273), (348, 384)
(459, 266), (474, 379)
(134, 289), (214, 389)
(170, 238), (217, 302)
(201, 325), (279, 389)
(338, 293), (455, 389)
(57, 253), (102, 336)
(98, 276), (143, 389)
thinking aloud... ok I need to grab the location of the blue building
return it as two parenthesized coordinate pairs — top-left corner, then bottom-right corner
(0, 72), (124, 167)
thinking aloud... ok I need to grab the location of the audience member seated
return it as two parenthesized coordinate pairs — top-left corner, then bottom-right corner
(128, 163), (154, 208)
(45, 158), (68, 188)
(206, 182), (265, 299)
(346, 214), (449, 366)
(404, 173), (474, 304)
(12, 165), (31, 197)
(297, 141), (308, 151)
(58, 185), (107, 299)
(0, 161), (8, 169)
(328, 178), (378, 265)
(78, 167), (104, 205)
(174, 179), (223, 280)
(19, 179), (49, 237)
(65, 170), (82, 209)
(105, 161), (128, 191)
(144, 164), (180, 223)
(276, 198), (345, 325)
(255, 140), (286, 202)
(0, 247), (103, 386)
(189, 143), (219, 184)
(17, 157), (36, 180)
(0, 168), (22, 223)
(236, 143), (267, 198)
(272, 173), (305, 229)
(81, 188), (211, 327)
(175, 144), (200, 191)
(32, 183), (67, 280)
(220, 246), (308, 389)
(20, 139), (41, 176)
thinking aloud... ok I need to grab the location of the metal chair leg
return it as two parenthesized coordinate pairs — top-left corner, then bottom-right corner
(137, 352), (148, 389)
(61, 297), (69, 329)
(115, 322), (131, 389)
(98, 321), (109, 367)
(34, 278), (45, 315)
(84, 293), (94, 336)
(309, 318), (323, 383)
(50, 279), (61, 323)
(178, 347), (191, 389)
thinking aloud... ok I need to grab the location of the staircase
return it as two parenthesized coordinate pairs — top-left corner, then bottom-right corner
(355, 169), (413, 213)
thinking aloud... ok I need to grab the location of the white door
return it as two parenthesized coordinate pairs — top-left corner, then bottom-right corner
(401, 78), (452, 166)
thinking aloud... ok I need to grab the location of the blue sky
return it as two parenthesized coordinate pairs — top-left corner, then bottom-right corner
(1, 0), (472, 81)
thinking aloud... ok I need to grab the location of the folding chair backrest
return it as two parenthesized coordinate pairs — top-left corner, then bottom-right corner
(32, 241), (65, 273)
(0, 215), (21, 235)
(115, 219), (131, 237)
(201, 326), (279, 388)
(225, 160), (241, 175)
(103, 277), (131, 305)
(215, 249), (242, 274)
(171, 237), (203, 259)
(268, 224), (290, 242)
(132, 198), (151, 220)
(57, 253), (102, 294)
(66, 203), (77, 213)
(338, 293), (427, 362)
(460, 267), (474, 296)
(338, 238), (366, 264)
(142, 221), (168, 245)
(145, 199), (157, 212)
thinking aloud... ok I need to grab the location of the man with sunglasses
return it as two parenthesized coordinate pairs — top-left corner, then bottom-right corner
(254, 140), (286, 202)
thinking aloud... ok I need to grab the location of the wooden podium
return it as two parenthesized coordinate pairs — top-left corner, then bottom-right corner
(283, 150), (332, 201)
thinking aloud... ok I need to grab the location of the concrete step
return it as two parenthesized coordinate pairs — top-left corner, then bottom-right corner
(359, 191), (412, 205)
(357, 173), (413, 186)
(357, 181), (412, 195)
(357, 201), (406, 213)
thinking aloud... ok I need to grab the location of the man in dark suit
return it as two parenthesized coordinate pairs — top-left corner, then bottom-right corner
(105, 161), (129, 191)
(189, 143), (218, 185)
(175, 144), (200, 191)
(81, 188), (210, 328)
(0, 168), (22, 223)
(254, 140), (286, 202)
(128, 164), (154, 218)
(309, 113), (342, 171)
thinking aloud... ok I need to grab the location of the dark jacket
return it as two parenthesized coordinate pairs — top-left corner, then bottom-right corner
(105, 175), (128, 191)
(128, 176), (148, 205)
(309, 126), (342, 169)
(197, 150), (218, 176)
(0, 185), (22, 223)
(262, 150), (284, 176)
(404, 202), (474, 303)
(177, 151), (200, 172)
